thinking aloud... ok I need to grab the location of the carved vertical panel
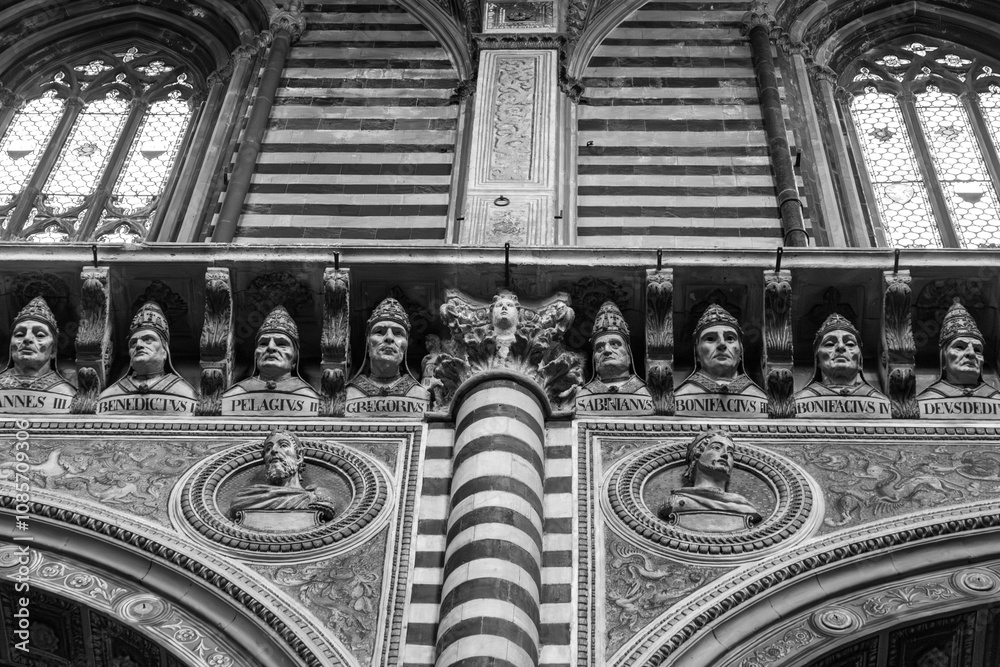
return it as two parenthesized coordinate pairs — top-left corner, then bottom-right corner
(880, 271), (918, 418)
(646, 269), (674, 415)
(462, 49), (558, 246)
(763, 270), (794, 418)
(321, 268), (350, 417)
(72, 267), (112, 414)
(197, 268), (233, 416)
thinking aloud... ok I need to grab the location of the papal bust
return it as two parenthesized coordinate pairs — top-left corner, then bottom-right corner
(0, 296), (75, 413)
(576, 301), (653, 415)
(229, 430), (337, 523)
(918, 298), (1000, 418)
(222, 306), (320, 415)
(97, 301), (196, 414)
(659, 430), (761, 531)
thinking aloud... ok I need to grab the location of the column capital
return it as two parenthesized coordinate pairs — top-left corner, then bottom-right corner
(741, 0), (776, 37)
(270, 0), (307, 42)
(425, 287), (584, 417)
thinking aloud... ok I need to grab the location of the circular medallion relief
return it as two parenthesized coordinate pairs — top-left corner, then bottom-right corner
(172, 437), (391, 560)
(602, 434), (822, 564)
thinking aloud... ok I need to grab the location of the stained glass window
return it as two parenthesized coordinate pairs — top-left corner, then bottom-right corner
(0, 43), (199, 243)
(844, 37), (1000, 248)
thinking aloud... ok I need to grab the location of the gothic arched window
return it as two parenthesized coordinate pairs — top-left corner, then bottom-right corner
(843, 37), (1000, 248)
(0, 44), (199, 243)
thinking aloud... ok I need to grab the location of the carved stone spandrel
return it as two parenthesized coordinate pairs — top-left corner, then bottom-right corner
(879, 271), (918, 418)
(71, 266), (113, 414)
(321, 268), (350, 417)
(645, 269), (674, 416)
(197, 268), (233, 416)
(763, 270), (793, 418)
(426, 288), (584, 416)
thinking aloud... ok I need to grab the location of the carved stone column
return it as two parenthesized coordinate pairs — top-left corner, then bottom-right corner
(879, 271), (918, 418)
(72, 267), (113, 414)
(460, 47), (559, 246)
(763, 270), (794, 417)
(427, 289), (582, 667)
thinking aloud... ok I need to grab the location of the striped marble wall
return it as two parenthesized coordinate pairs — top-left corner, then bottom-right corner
(229, 0), (459, 243)
(576, 0), (808, 248)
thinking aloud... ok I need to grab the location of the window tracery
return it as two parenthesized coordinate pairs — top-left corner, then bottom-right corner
(0, 44), (198, 243)
(843, 37), (1000, 249)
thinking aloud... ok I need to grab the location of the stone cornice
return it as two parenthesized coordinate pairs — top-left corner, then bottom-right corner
(2, 244), (999, 271)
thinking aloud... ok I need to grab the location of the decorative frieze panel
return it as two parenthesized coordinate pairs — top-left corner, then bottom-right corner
(483, 1), (556, 33)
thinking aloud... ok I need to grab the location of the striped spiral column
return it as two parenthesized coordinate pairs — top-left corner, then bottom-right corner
(435, 378), (546, 667)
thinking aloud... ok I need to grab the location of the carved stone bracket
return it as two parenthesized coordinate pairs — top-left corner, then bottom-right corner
(763, 270), (794, 418)
(197, 268), (234, 416)
(879, 270), (918, 418)
(426, 289), (584, 416)
(71, 267), (113, 414)
(645, 270), (674, 416)
(320, 268), (350, 417)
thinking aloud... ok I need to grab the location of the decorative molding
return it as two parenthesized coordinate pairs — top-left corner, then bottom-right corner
(762, 270), (794, 418)
(879, 270), (918, 418)
(176, 438), (391, 559)
(71, 266), (112, 414)
(320, 268), (350, 417)
(197, 268), (233, 416)
(473, 33), (565, 51)
(645, 270), (674, 416)
(736, 627), (817, 667)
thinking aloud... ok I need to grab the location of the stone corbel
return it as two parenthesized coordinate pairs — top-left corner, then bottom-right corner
(645, 269), (674, 415)
(320, 268), (350, 416)
(197, 268), (234, 416)
(762, 270), (794, 418)
(71, 267), (113, 414)
(879, 271), (918, 418)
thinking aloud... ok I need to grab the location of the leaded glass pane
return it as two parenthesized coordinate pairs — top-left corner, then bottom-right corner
(980, 87), (1000, 166)
(35, 91), (130, 226)
(99, 94), (191, 235)
(0, 92), (64, 205)
(915, 86), (1000, 248)
(849, 89), (942, 248)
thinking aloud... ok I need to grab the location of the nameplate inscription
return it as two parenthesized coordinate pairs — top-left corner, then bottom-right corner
(795, 396), (891, 418)
(675, 394), (768, 417)
(222, 392), (320, 416)
(919, 397), (1000, 419)
(0, 390), (72, 414)
(97, 395), (196, 414)
(345, 396), (428, 417)
(576, 393), (654, 416)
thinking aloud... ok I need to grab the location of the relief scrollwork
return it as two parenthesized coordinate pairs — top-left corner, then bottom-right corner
(267, 533), (385, 658)
(737, 627), (817, 667)
(861, 582), (955, 618)
(801, 445), (1000, 528)
(489, 56), (537, 182)
(604, 535), (723, 655)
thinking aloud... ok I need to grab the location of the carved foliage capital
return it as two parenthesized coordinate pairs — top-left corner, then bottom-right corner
(0, 84), (22, 109)
(270, 2), (307, 42)
(740, 0), (776, 37)
(427, 289), (584, 414)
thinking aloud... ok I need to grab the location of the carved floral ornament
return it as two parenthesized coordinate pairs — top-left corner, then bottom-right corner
(600, 433), (823, 564)
(173, 436), (392, 560)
